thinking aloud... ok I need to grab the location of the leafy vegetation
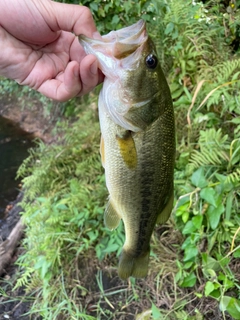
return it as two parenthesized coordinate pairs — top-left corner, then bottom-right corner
(1, 0), (240, 319)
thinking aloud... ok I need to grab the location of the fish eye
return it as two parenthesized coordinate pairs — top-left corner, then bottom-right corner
(145, 54), (158, 69)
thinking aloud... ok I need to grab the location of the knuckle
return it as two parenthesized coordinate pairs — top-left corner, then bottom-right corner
(80, 6), (93, 21)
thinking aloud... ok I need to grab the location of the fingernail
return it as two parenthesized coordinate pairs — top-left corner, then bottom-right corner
(90, 60), (98, 75)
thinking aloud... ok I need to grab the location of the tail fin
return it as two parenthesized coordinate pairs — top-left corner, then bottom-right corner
(118, 249), (150, 280)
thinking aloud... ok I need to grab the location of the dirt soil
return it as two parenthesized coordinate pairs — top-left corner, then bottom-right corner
(0, 194), (34, 320)
(0, 95), (57, 144)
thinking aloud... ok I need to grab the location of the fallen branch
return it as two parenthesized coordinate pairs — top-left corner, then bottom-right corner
(0, 219), (24, 276)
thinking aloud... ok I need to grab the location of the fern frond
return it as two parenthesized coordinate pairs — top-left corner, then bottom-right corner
(196, 58), (240, 114)
(205, 58), (240, 82)
(226, 168), (240, 185)
(190, 128), (230, 168)
(24, 273), (43, 294)
(233, 121), (240, 139)
(14, 267), (35, 290)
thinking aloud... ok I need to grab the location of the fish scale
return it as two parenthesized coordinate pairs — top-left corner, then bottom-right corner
(79, 20), (175, 280)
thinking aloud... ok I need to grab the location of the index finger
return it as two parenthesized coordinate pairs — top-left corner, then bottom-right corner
(49, 2), (98, 37)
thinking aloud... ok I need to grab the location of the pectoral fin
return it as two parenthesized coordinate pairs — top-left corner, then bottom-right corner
(157, 192), (174, 224)
(104, 199), (121, 230)
(116, 131), (137, 169)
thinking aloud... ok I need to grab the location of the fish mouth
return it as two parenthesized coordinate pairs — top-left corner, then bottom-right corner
(101, 19), (147, 59)
(78, 20), (147, 74)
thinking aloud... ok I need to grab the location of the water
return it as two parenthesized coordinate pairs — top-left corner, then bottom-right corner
(0, 117), (35, 219)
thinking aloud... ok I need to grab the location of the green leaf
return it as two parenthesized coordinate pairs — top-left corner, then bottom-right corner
(227, 298), (240, 319)
(56, 204), (68, 211)
(181, 236), (191, 249)
(183, 245), (198, 261)
(151, 303), (162, 319)
(175, 270), (182, 283)
(231, 117), (240, 124)
(90, 2), (98, 12)
(210, 289), (221, 299)
(171, 87), (184, 99)
(233, 247), (240, 258)
(165, 22), (175, 35)
(230, 141), (240, 166)
(191, 168), (208, 188)
(220, 296), (232, 312)
(175, 201), (190, 217)
(216, 254), (230, 268)
(103, 243), (119, 254)
(183, 261), (194, 269)
(182, 221), (197, 234)
(214, 173), (227, 184)
(182, 211), (189, 223)
(34, 256), (51, 279)
(200, 188), (217, 207)
(36, 197), (48, 203)
(123, 1), (132, 12)
(98, 7), (106, 17)
(205, 281), (215, 296)
(180, 272), (197, 287)
(220, 296), (240, 319)
(225, 192), (234, 220)
(192, 215), (203, 229)
(218, 273), (234, 290)
(202, 254), (221, 274)
(206, 204), (225, 229)
(87, 230), (98, 242)
(112, 14), (120, 25)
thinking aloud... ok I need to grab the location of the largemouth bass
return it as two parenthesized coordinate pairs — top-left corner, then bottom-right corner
(79, 20), (175, 280)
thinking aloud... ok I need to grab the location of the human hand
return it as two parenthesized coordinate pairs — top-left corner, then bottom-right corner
(0, 0), (103, 101)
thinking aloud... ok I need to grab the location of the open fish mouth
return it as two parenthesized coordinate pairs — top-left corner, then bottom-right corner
(78, 20), (148, 73)
(99, 19), (147, 58)
(79, 19), (147, 54)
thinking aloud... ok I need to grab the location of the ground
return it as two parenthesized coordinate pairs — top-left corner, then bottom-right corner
(0, 95), (54, 320)
(0, 195), (34, 320)
(0, 95), (57, 144)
